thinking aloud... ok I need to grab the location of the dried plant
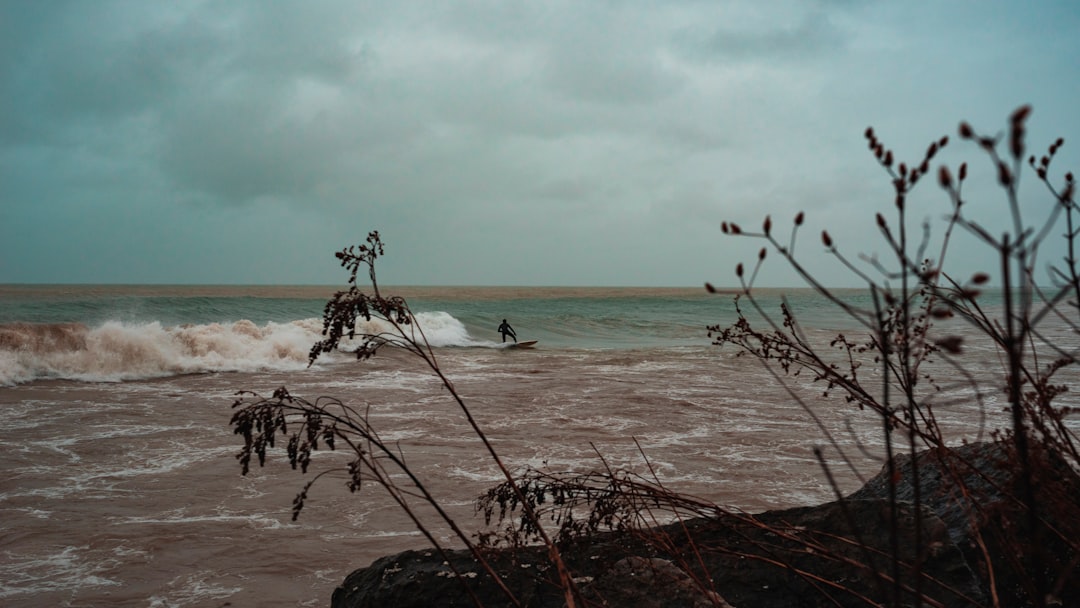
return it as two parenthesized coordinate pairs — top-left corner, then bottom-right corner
(709, 106), (1079, 607)
(232, 231), (582, 608)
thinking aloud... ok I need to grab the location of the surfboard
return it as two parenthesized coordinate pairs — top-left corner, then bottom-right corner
(512, 340), (538, 349)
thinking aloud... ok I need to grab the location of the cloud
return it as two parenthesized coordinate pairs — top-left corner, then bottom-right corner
(2, 0), (1078, 285)
(676, 7), (849, 63)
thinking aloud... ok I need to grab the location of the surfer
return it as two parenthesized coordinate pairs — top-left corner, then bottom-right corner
(497, 319), (517, 343)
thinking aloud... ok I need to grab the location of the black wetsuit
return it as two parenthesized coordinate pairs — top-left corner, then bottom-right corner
(498, 320), (516, 343)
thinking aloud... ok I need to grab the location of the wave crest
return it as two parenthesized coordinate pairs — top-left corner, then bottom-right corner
(0, 311), (483, 385)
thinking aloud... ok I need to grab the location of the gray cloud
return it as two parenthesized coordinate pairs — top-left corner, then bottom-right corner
(677, 9), (849, 63)
(2, 0), (1078, 286)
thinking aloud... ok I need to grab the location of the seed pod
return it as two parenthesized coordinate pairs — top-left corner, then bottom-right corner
(935, 336), (964, 354)
(822, 231), (833, 247)
(938, 165), (952, 188)
(1010, 104), (1032, 125)
(930, 307), (954, 319)
(1010, 125), (1025, 159)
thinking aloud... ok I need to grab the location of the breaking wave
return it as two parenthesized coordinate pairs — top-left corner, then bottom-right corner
(0, 312), (485, 385)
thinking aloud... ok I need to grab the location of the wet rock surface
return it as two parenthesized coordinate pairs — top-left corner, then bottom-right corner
(332, 442), (1080, 607)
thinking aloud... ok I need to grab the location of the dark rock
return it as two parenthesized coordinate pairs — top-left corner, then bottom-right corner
(848, 440), (1080, 606)
(581, 556), (734, 608)
(332, 442), (1080, 607)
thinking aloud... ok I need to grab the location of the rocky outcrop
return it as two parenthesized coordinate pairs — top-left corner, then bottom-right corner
(332, 442), (1080, 607)
(847, 440), (1080, 607)
(581, 556), (735, 608)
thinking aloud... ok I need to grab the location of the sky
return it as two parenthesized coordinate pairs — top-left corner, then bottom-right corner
(2, 1), (1078, 287)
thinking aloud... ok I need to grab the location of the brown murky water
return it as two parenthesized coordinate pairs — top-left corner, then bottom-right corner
(2, 285), (1074, 606)
(1, 341), (1029, 606)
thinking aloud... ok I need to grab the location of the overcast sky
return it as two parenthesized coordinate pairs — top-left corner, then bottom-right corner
(2, 1), (1078, 287)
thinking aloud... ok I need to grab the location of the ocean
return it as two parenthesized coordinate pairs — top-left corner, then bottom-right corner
(0, 284), (1062, 606)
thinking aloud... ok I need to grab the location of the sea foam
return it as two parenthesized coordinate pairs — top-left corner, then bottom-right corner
(0, 311), (478, 385)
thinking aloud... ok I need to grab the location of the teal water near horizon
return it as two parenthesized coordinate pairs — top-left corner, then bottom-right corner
(0, 283), (888, 325)
(0, 284), (737, 384)
(0, 283), (1011, 386)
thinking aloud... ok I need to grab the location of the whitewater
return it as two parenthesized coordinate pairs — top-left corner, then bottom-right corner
(0, 285), (726, 386)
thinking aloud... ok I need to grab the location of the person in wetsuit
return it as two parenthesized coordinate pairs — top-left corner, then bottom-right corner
(497, 319), (517, 343)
